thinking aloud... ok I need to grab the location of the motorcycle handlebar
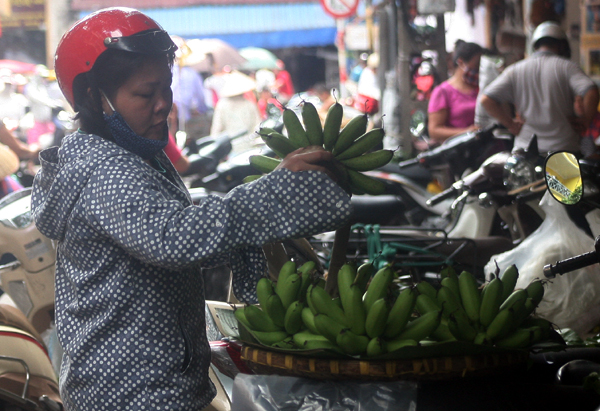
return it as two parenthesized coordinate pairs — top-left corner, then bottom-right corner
(398, 157), (420, 169)
(543, 251), (599, 279)
(426, 185), (459, 207)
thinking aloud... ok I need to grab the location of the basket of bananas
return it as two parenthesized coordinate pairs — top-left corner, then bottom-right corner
(235, 261), (563, 381)
(246, 100), (393, 195)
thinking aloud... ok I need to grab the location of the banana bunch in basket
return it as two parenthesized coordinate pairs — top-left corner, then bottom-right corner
(246, 101), (393, 195)
(414, 265), (554, 349)
(236, 262), (441, 356)
(235, 262), (555, 357)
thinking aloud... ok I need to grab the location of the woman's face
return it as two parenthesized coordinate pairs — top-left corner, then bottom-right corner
(459, 53), (482, 73)
(103, 58), (173, 141)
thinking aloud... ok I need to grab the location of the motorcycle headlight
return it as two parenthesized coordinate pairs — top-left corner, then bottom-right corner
(0, 188), (34, 229)
(503, 152), (544, 191)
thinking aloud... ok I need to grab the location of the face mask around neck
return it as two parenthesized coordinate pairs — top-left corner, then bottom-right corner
(101, 91), (168, 160)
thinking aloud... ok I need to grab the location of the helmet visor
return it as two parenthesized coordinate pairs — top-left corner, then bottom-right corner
(104, 29), (177, 55)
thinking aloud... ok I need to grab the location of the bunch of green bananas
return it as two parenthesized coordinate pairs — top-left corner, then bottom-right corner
(236, 261), (444, 356)
(246, 101), (393, 195)
(414, 265), (554, 349)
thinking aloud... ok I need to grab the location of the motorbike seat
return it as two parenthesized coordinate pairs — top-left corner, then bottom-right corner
(351, 195), (404, 225)
(0, 304), (45, 348)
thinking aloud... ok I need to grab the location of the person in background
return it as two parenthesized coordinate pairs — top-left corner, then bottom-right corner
(480, 21), (599, 155)
(0, 121), (39, 161)
(0, 141), (22, 198)
(427, 40), (483, 144)
(355, 52), (381, 115)
(257, 86), (281, 120)
(272, 59), (294, 103)
(210, 70), (262, 147)
(31, 8), (351, 411)
(311, 82), (336, 115)
(170, 36), (210, 139)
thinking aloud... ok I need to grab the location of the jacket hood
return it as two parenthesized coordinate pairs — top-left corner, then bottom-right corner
(32, 131), (135, 241)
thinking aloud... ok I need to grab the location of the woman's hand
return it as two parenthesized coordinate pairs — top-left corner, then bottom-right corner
(275, 146), (338, 182)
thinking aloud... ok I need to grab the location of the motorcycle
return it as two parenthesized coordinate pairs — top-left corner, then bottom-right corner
(0, 188), (63, 410)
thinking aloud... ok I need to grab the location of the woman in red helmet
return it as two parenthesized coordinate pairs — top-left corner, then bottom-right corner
(31, 8), (351, 410)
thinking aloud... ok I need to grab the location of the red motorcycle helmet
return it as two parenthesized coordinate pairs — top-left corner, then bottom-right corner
(54, 7), (177, 107)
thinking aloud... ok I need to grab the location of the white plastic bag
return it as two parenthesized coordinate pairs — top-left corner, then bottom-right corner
(484, 192), (600, 337)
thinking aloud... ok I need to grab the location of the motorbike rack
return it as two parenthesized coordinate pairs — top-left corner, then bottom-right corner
(311, 224), (498, 282)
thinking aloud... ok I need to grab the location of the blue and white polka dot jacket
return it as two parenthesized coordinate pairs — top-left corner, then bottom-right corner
(31, 131), (352, 410)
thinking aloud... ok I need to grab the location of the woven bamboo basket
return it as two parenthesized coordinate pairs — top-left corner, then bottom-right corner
(241, 344), (530, 381)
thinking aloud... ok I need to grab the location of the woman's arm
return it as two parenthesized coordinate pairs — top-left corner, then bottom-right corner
(0, 123), (38, 160)
(427, 109), (478, 144)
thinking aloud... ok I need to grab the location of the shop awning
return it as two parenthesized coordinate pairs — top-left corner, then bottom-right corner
(78, 3), (338, 49)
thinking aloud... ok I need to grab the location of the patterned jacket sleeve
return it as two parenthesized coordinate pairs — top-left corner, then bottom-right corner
(82, 154), (352, 270)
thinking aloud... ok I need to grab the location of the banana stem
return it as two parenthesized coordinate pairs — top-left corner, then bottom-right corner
(325, 222), (351, 297)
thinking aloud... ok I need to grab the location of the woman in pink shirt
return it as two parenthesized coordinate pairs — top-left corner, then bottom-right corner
(428, 40), (484, 144)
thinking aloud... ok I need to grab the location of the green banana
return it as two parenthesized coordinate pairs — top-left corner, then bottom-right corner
(525, 279), (545, 306)
(244, 304), (283, 332)
(301, 101), (324, 146)
(415, 293), (441, 315)
(498, 289), (528, 313)
(234, 306), (253, 331)
(416, 281), (439, 301)
(271, 337), (295, 349)
(513, 297), (536, 327)
(322, 102), (343, 151)
(277, 273), (302, 310)
(276, 261), (297, 291)
(256, 277), (275, 310)
(252, 330), (290, 346)
(447, 310), (478, 342)
(306, 283), (319, 315)
(336, 329), (370, 356)
(284, 300), (305, 334)
(332, 113), (368, 155)
(335, 128), (385, 161)
(440, 276), (462, 306)
(297, 261), (316, 302)
(499, 264), (519, 303)
(283, 108), (311, 148)
(345, 284), (367, 335)
(310, 285), (349, 327)
(366, 337), (386, 357)
(249, 155), (281, 174)
(314, 313), (345, 343)
(347, 169), (386, 195)
(440, 265), (458, 281)
(479, 277), (504, 327)
(337, 263), (357, 313)
(259, 131), (297, 158)
(494, 327), (536, 349)
(431, 319), (456, 342)
(436, 285), (465, 319)
(384, 287), (417, 339)
(243, 174), (262, 183)
(365, 298), (389, 338)
(385, 338), (418, 353)
(264, 294), (286, 328)
(340, 149), (394, 172)
(363, 265), (394, 313)
(354, 262), (375, 293)
(301, 306), (320, 335)
(395, 310), (442, 342)
(458, 271), (482, 323)
(485, 308), (515, 342)
(293, 330), (336, 350)
(473, 332), (488, 345)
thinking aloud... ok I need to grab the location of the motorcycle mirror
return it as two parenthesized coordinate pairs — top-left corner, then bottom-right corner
(544, 151), (583, 205)
(410, 109), (427, 139)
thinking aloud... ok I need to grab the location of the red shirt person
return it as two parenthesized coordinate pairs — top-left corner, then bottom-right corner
(273, 59), (294, 102)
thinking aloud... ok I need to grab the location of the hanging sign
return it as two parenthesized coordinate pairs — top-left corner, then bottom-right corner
(320, 0), (359, 19)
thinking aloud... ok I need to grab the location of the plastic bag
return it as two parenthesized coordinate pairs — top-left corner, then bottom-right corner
(484, 192), (600, 337)
(231, 374), (417, 411)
